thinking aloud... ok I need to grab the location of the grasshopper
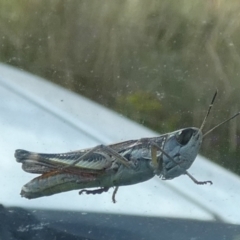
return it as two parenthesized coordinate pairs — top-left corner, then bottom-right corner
(15, 91), (240, 203)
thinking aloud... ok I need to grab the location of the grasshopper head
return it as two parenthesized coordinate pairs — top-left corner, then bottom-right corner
(161, 127), (202, 180)
(159, 91), (240, 181)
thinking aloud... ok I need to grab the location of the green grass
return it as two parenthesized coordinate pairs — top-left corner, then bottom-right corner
(0, 0), (240, 174)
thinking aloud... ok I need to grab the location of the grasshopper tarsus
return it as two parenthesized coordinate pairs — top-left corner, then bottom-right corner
(79, 187), (109, 196)
(78, 187), (119, 203)
(185, 171), (213, 185)
(194, 180), (213, 185)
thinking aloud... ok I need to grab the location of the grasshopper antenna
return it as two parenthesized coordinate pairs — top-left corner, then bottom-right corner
(203, 111), (240, 138)
(199, 90), (218, 133)
(199, 90), (240, 137)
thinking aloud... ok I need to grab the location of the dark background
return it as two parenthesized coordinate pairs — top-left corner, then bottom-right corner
(1, 205), (240, 240)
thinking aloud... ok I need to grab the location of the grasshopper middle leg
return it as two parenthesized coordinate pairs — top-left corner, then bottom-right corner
(79, 186), (119, 203)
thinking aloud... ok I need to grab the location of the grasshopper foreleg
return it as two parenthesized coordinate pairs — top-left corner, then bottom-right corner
(185, 171), (212, 185)
(149, 141), (212, 185)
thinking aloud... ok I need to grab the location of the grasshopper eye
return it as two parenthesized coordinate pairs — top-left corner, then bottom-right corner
(176, 129), (194, 145)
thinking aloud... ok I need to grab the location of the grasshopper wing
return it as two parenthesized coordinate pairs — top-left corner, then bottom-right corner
(15, 149), (114, 174)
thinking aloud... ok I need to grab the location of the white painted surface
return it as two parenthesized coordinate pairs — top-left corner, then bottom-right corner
(0, 63), (239, 224)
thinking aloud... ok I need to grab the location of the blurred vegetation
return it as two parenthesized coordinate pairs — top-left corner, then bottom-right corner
(0, 0), (240, 174)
